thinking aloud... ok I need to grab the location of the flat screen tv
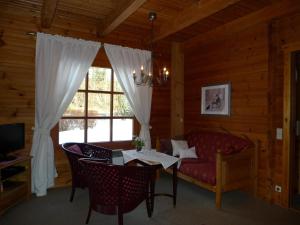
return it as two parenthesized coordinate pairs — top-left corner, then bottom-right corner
(0, 123), (25, 162)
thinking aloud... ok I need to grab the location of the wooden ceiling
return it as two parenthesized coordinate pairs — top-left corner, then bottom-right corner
(0, 0), (288, 43)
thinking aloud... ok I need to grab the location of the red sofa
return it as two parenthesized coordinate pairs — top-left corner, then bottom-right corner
(158, 130), (258, 208)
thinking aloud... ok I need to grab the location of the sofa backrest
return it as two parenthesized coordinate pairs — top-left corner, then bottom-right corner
(186, 131), (253, 163)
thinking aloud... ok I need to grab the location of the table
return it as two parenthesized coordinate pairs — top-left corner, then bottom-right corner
(112, 149), (179, 215)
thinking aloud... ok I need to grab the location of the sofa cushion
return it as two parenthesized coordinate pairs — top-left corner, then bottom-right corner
(178, 146), (197, 159)
(186, 131), (252, 162)
(179, 160), (216, 185)
(171, 139), (188, 156)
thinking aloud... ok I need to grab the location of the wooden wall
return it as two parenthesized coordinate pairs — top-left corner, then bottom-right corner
(268, 11), (300, 207)
(184, 23), (270, 201)
(184, 11), (300, 207)
(0, 5), (171, 188)
(3, 0), (300, 208)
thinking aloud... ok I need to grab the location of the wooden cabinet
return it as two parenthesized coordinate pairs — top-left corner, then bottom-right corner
(0, 155), (31, 215)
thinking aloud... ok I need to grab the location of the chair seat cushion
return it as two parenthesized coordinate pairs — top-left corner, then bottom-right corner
(179, 160), (216, 185)
(67, 144), (82, 155)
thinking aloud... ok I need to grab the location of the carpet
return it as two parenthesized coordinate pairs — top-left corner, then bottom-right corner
(1, 174), (300, 225)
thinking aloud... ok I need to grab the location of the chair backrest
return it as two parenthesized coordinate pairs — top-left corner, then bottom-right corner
(61, 143), (113, 188)
(80, 159), (155, 215)
(62, 142), (112, 159)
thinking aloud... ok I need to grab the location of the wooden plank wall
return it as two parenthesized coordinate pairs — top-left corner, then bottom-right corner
(0, 5), (171, 188)
(268, 12), (300, 206)
(184, 11), (300, 206)
(184, 23), (270, 201)
(171, 42), (184, 137)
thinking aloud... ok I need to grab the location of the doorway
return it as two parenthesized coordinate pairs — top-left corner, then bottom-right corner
(291, 51), (300, 210)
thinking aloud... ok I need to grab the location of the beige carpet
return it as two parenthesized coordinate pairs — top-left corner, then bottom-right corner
(1, 174), (300, 225)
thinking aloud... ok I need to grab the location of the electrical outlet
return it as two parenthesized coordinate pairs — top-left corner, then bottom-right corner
(276, 128), (283, 140)
(275, 185), (282, 192)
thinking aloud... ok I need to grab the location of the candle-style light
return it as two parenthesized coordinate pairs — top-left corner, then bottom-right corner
(132, 12), (170, 87)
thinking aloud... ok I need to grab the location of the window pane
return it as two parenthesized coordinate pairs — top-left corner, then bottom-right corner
(88, 67), (111, 91)
(87, 119), (110, 142)
(88, 93), (111, 117)
(63, 92), (85, 117)
(113, 73), (123, 92)
(113, 94), (133, 116)
(112, 119), (133, 141)
(79, 77), (86, 90)
(59, 119), (84, 144)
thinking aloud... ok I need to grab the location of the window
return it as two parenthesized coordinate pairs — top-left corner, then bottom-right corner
(59, 67), (134, 144)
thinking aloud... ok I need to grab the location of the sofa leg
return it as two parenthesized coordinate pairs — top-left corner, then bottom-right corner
(216, 150), (222, 209)
(216, 190), (222, 209)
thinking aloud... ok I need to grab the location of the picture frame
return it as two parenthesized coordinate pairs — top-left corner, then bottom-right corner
(201, 83), (231, 116)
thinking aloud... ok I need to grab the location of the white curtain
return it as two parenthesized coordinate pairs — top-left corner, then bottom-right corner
(104, 44), (153, 149)
(31, 33), (100, 196)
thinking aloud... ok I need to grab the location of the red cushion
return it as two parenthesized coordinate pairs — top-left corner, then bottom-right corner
(186, 131), (252, 162)
(68, 144), (82, 155)
(179, 161), (216, 185)
(180, 158), (207, 165)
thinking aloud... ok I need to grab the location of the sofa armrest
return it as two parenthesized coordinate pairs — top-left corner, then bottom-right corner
(216, 140), (258, 193)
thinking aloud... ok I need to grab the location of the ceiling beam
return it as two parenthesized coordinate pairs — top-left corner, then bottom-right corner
(99, 0), (147, 36)
(184, 0), (300, 50)
(41, 0), (60, 28)
(152, 0), (241, 42)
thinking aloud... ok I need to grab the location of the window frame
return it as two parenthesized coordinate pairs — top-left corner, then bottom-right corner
(60, 67), (134, 144)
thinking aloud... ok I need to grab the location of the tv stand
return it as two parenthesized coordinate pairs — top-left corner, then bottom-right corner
(0, 155), (31, 215)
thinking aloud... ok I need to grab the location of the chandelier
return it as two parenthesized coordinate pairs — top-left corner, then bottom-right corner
(133, 12), (170, 87)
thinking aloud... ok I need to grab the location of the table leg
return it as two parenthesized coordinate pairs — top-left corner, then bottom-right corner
(173, 163), (177, 207)
(150, 173), (156, 214)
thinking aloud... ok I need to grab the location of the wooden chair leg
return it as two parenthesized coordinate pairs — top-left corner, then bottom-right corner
(70, 187), (75, 202)
(85, 205), (92, 224)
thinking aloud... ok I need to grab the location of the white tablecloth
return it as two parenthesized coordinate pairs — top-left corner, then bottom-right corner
(122, 149), (179, 169)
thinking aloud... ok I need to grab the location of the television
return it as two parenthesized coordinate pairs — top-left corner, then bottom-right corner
(0, 123), (25, 162)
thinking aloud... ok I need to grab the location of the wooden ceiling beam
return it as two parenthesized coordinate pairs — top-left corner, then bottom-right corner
(41, 0), (60, 28)
(99, 0), (147, 36)
(184, 0), (300, 50)
(152, 0), (241, 42)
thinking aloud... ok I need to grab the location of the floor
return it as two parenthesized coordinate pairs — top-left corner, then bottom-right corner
(292, 194), (300, 211)
(1, 174), (300, 225)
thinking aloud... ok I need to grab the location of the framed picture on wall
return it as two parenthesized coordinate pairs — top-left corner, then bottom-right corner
(201, 83), (231, 116)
